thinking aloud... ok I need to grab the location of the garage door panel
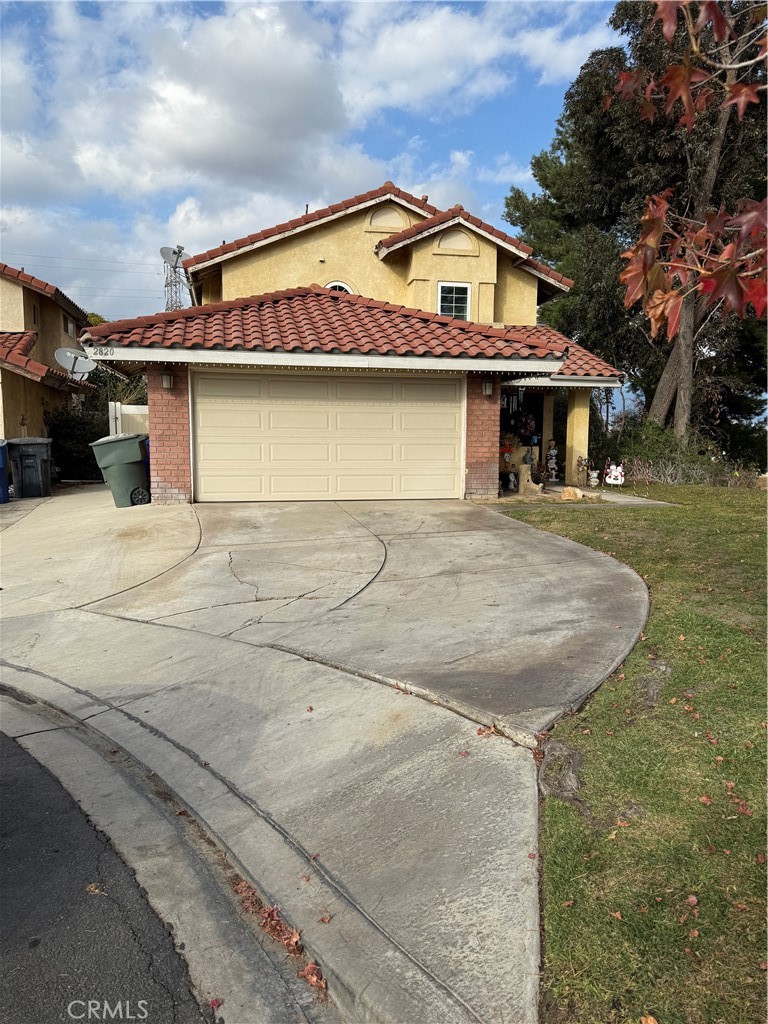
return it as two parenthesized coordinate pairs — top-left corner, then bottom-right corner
(336, 411), (395, 432)
(337, 443), (395, 463)
(337, 380), (396, 401)
(400, 442), (458, 462)
(400, 410), (460, 431)
(193, 372), (463, 501)
(268, 378), (331, 400)
(268, 410), (332, 431)
(268, 475), (333, 496)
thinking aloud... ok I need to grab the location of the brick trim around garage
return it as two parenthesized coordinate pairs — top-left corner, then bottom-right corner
(464, 376), (501, 499)
(146, 365), (192, 504)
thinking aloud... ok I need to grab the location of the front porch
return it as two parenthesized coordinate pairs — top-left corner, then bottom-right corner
(498, 381), (606, 489)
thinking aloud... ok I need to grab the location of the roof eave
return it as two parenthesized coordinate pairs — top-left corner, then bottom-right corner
(185, 193), (436, 275)
(82, 343), (566, 376)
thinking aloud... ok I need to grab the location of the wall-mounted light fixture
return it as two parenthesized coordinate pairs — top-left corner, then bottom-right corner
(482, 380), (493, 396)
(161, 373), (174, 390)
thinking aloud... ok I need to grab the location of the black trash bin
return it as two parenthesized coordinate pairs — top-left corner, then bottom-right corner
(7, 438), (52, 499)
(90, 433), (151, 508)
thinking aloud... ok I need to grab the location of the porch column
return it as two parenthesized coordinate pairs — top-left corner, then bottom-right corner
(565, 388), (590, 486)
(542, 392), (554, 448)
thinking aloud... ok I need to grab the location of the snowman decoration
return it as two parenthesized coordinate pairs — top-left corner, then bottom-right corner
(604, 461), (625, 487)
(545, 440), (559, 481)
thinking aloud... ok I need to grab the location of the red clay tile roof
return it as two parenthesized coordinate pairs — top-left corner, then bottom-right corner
(183, 182), (441, 270)
(84, 286), (622, 378)
(0, 330), (94, 388)
(0, 264), (89, 324)
(375, 206), (573, 292)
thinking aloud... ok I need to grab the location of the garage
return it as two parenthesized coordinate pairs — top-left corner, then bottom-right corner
(192, 371), (464, 501)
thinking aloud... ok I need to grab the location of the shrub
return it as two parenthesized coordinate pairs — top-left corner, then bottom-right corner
(596, 423), (758, 487)
(45, 406), (108, 481)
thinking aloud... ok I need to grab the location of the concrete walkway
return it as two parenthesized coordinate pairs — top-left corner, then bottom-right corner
(0, 488), (648, 1024)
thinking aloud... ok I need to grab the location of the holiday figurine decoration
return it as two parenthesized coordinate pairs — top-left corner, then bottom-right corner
(545, 439), (558, 481)
(604, 460), (625, 488)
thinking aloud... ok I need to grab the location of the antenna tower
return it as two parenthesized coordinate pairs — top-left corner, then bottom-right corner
(160, 245), (189, 311)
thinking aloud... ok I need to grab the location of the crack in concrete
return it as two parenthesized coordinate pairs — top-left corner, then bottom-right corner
(226, 550), (259, 600)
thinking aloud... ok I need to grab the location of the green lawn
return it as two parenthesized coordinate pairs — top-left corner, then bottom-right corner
(503, 486), (766, 1024)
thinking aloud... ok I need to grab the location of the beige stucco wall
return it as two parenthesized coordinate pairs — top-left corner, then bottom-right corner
(221, 206), (421, 305)
(208, 201), (542, 326)
(0, 369), (67, 439)
(406, 230), (499, 322)
(493, 259), (539, 326)
(0, 279), (25, 331)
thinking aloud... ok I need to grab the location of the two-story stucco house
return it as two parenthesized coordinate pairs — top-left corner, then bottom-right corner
(82, 182), (622, 503)
(0, 264), (91, 440)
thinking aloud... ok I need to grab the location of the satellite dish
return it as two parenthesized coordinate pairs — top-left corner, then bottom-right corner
(55, 347), (98, 381)
(160, 244), (188, 269)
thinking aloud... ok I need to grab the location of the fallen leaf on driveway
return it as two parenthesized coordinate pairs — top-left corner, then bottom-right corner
(527, 852), (536, 860)
(318, 915), (332, 924)
(85, 883), (106, 896)
(176, 808), (190, 817)
(209, 998), (223, 1010)
(459, 750), (469, 757)
(298, 963), (327, 990)
(306, 706), (313, 713)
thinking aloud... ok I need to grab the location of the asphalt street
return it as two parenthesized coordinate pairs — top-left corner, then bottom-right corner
(0, 731), (206, 1024)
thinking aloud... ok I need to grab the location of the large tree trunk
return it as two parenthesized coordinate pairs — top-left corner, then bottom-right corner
(672, 295), (697, 438)
(669, 58), (736, 436)
(647, 342), (679, 424)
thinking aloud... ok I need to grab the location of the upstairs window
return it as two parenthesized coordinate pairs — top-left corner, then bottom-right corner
(63, 313), (75, 337)
(325, 281), (352, 293)
(438, 282), (470, 320)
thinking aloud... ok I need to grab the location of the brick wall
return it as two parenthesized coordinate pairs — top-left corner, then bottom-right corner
(464, 375), (500, 498)
(146, 364), (192, 503)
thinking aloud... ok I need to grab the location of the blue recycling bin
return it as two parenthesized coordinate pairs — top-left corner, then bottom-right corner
(0, 440), (8, 504)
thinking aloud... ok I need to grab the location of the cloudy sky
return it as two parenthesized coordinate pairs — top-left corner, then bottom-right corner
(1, 0), (617, 321)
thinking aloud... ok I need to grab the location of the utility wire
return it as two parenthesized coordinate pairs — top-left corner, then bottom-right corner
(1, 251), (165, 267)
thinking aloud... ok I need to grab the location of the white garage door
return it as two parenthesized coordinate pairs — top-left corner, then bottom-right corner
(192, 371), (464, 501)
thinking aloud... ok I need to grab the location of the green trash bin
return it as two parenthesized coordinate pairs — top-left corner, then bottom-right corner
(90, 433), (151, 508)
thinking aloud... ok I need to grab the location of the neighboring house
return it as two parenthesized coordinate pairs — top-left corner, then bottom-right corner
(82, 182), (622, 503)
(0, 264), (91, 439)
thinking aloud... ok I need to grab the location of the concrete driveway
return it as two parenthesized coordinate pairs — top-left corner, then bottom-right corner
(0, 488), (647, 1024)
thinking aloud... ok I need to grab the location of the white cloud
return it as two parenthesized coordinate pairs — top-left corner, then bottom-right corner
(0, 1), (618, 320)
(508, 22), (618, 86)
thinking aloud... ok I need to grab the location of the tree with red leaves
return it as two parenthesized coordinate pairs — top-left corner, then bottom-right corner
(611, 0), (766, 436)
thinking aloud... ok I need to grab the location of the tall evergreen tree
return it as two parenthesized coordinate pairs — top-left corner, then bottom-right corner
(504, 1), (765, 450)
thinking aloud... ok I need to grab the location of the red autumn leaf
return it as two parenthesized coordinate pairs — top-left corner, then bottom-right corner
(744, 275), (768, 318)
(686, 894), (699, 906)
(652, 0), (690, 44)
(725, 780), (736, 791)
(609, 910), (623, 920)
(616, 819), (632, 827)
(298, 963), (327, 991)
(615, 69), (647, 100)
(755, 852), (766, 865)
(699, 794), (713, 805)
(689, 928), (700, 938)
(528, 852), (537, 860)
(694, 0), (731, 41)
(733, 902), (748, 911)
(306, 706), (313, 712)
(176, 808), (189, 817)
(660, 63), (710, 127)
(209, 998), (223, 1010)
(562, 900), (574, 907)
(726, 198), (767, 244)
(721, 82), (762, 120)
(459, 750), (469, 757)
(705, 844), (717, 853)
(318, 914), (332, 923)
